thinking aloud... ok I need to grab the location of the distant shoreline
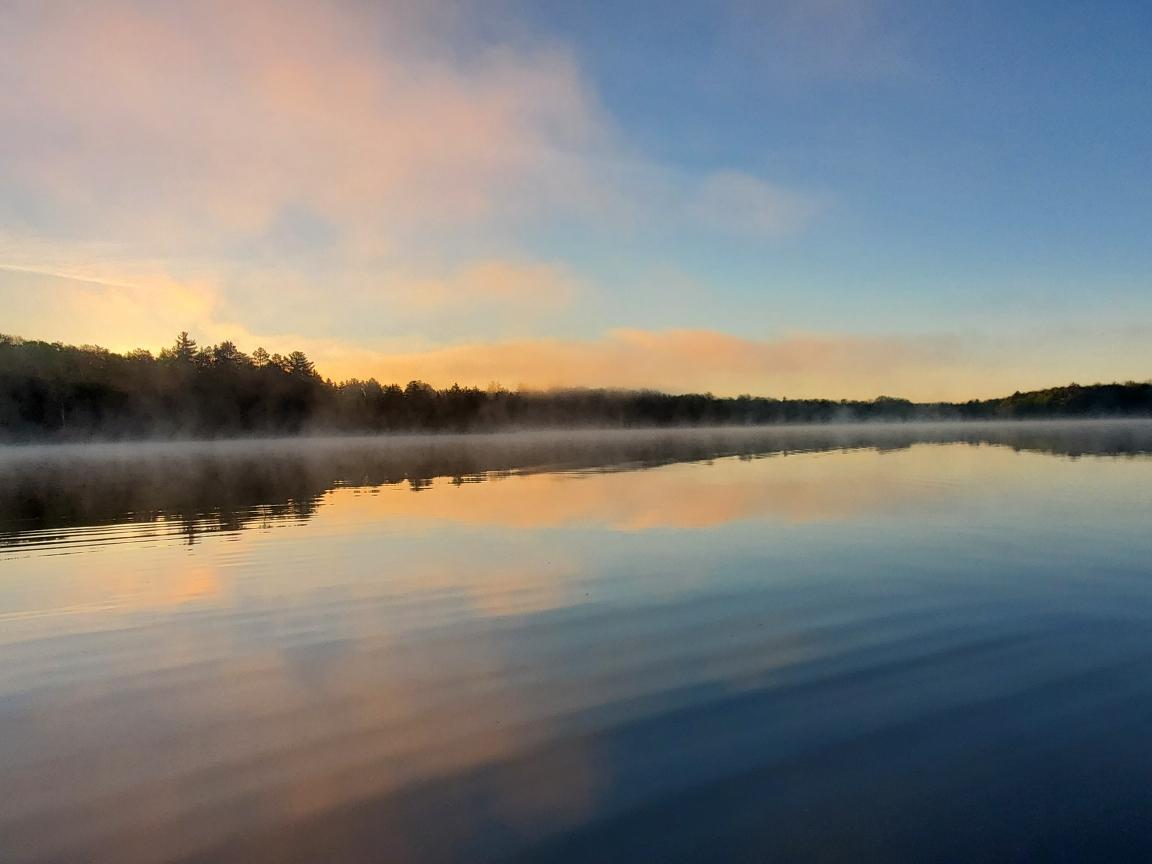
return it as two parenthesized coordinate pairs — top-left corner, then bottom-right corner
(2, 334), (1151, 442)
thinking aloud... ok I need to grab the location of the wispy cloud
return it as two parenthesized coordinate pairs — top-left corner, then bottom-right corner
(0, 1), (817, 284)
(0, 0), (611, 243)
(687, 172), (821, 237)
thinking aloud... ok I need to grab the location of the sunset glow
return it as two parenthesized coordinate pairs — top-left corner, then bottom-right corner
(3, 1), (1151, 397)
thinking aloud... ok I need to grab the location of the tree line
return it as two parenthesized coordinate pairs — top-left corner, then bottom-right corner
(1, 332), (1150, 440)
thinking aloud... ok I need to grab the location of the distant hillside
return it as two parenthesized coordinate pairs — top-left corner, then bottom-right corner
(1, 333), (1150, 440)
(964, 383), (1152, 418)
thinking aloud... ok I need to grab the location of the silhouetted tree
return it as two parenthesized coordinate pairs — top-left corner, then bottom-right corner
(212, 341), (248, 367)
(286, 351), (317, 378)
(1, 331), (1151, 440)
(165, 331), (198, 363)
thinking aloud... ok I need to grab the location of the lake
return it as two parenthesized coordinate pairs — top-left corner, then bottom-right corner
(2, 422), (1152, 863)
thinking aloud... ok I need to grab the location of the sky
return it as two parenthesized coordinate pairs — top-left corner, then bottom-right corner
(1, 0), (1150, 400)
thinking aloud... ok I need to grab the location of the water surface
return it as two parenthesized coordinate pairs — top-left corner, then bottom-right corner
(3, 422), (1152, 862)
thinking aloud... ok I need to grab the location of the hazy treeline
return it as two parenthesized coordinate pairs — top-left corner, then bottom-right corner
(2, 332), (1152, 440)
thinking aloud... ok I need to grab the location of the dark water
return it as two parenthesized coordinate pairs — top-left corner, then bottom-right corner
(3, 422), (1152, 863)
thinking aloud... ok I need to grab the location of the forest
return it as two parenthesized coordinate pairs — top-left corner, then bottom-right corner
(2, 332), (1151, 440)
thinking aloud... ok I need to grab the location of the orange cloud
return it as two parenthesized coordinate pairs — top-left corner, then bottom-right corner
(0, 254), (581, 356)
(0, 264), (227, 351)
(319, 327), (970, 399)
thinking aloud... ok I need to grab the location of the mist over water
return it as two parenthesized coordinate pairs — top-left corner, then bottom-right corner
(3, 421), (1152, 862)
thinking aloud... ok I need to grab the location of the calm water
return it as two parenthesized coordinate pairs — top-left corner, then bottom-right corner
(3, 422), (1152, 863)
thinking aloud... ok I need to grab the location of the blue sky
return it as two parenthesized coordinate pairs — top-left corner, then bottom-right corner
(524, 1), (1152, 322)
(1, 0), (1150, 398)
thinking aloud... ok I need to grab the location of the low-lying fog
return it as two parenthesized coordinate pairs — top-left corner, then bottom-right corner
(2, 420), (1151, 543)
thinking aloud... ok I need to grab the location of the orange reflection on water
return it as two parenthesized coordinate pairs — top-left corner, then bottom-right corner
(5, 438), (1151, 863)
(6, 443), (1113, 631)
(320, 445), (951, 531)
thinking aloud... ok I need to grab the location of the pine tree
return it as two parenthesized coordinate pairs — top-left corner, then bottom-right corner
(171, 331), (198, 363)
(286, 351), (316, 378)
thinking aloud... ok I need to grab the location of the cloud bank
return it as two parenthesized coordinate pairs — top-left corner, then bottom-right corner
(0, 0), (817, 324)
(321, 328), (971, 400)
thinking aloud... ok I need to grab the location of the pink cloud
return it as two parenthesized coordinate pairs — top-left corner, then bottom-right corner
(1, 1), (818, 254)
(1, 0), (614, 243)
